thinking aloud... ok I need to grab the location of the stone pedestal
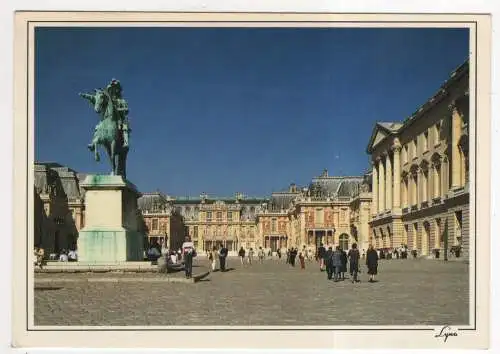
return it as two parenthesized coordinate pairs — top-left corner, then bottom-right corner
(77, 175), (144, 263)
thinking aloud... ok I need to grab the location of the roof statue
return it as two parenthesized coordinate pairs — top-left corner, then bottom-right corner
(79, 79), (131, 179)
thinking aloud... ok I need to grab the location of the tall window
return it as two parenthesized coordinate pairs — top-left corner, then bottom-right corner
(216, 211), (222, 222)
(315, 208), (324, 225)
(206, 211), (212, 222)
(404, 145), (409, 163)
(413, 139), (418, 158)
(152, 218), (158, 230)
(227, 211), (233, 221)
(339, 234), (349, 250)
(194, 226), (198, 238)
(423, 130), (429, 152)
(340, 209), (347, 223)
(271, 218), (277, 232)
(403, 177), (409, 207)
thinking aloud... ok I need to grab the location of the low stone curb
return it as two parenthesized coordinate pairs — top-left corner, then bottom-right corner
(35, 271), (210, 284)
(35, 268), (159, 273)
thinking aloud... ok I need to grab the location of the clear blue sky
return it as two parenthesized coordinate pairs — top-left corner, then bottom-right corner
(35, 27), (469, 197)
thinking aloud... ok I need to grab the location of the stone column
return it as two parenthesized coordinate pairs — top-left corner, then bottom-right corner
(416, 168), (420, 206)
(371, 160), (378, 216)
(450, 102), (462, 189)
(409, 174), (414, 206)
(385, 152), (393, 211)
(392, 141), (402, 209)
(433, 164), (440, 198)
(379, 157), (386, 212)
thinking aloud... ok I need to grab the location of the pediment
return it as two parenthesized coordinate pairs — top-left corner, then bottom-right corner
(372, 131), (388, 147)
(366, 125), (391, 153)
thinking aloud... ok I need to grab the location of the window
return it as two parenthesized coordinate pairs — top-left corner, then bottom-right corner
(339, 234), (349, 250)
(227, 211), (233, 221)
(206, 211), (212, 222)
(194, 226), (198, 238)
(315, 208), (324, 224)
(340, 209), (347, 223)
(152, 218), (158, 230)
(216, 211), (222, 222)
(413, 139), (418, 158)
(271, 218), (277, 232)
(434, 121), (441, 145)
(423, 130), (429, 151)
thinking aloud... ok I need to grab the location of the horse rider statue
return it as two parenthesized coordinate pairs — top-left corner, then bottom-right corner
(79, 79), (131, 179)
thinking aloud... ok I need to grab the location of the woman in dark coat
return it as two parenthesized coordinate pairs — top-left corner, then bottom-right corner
(340, 249), (348, 280)
(366, 244), (379, 282)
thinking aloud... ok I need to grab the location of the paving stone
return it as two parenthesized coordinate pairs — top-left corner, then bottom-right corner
(34, 257), (469, 326)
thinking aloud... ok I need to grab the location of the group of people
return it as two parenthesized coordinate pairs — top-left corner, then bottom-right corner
(33, 247), (78, 269)
(316, 243), (379, 283)
(208, 244), (230, 272)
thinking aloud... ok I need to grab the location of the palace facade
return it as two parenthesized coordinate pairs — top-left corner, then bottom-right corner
(33, 163), (372, 255)
(137, 170), (372, 255)
(366, 60), (469, 259)
(34, 162), (85, 253)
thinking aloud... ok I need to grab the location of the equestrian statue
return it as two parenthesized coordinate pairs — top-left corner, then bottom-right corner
(79, 79), (131, 179)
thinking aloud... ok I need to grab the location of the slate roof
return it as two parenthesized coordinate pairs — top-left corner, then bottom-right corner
(310, 176), (364, 198)
(269, 192), (300, 211)
(137, 192), (169, 212)
(34, 162), (83, 201)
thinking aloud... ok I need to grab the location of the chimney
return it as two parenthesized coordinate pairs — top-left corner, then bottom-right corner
(323, 169), (328, 177)
(289, 183), (296, 193)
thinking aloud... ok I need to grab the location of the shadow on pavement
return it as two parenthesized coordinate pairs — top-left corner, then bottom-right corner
(35, 286), (64, 291)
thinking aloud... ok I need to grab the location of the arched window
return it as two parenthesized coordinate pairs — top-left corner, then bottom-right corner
(339, 233), (349, 250)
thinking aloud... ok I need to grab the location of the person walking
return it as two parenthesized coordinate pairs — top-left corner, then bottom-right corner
(219, 244), (229, 272)
(366, 244), (379, 282)
(182, 236), (196, 279)
(324, 246), (334, 280)
(289, 248), (298, 267)
(258, 247), (265, 264)
(348, 243), (360, 283)
(317, 243), (326, 271)
(299, 251), (306, 269)
(209, 247), (217, 271)
(340, 248), (348, 280)
(238, 247), (246, 265)
(332, 246), (343, 282)
(248, 248), (254, 265)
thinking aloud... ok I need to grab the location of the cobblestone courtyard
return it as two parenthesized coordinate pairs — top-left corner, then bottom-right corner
(34, 258), (469, 326)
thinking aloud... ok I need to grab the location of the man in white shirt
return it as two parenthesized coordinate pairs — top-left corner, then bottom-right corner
(68, 249), (77, 262)
(181, 236), (196, 278)
(59, 251), (68, 262)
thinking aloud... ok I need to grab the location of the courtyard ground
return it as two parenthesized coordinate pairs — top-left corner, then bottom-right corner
(34, 257), (469, 326)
